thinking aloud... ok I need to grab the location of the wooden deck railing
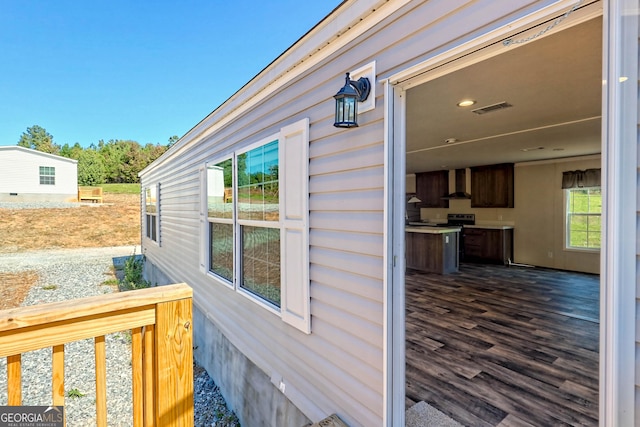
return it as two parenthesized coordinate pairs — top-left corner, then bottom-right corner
(0, 283), (193, 427)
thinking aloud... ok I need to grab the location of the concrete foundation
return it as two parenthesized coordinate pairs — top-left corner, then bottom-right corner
(144, 260), (311, 427)
(0, 193), (77, 202)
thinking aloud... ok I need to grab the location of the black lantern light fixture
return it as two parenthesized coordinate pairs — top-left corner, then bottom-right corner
(333, 72), (371, 128)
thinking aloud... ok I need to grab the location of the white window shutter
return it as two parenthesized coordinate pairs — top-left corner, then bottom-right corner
(279, 118), (310, 334)
(199, 166), (207, 273)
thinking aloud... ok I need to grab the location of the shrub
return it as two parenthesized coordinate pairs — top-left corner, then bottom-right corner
(120, 251), (151, 291)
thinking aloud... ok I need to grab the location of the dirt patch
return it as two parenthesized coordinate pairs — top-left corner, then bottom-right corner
(0, 193), (140, 307)
(0, 270), (39, 310)
(0, 193), (140, 253)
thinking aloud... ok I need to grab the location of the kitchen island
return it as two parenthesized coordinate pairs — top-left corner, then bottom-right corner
(405, 226), (460, 274)
(462, 225), (514, 264)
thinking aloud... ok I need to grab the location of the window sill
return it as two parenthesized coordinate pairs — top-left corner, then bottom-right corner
(563, 247), (600, 254)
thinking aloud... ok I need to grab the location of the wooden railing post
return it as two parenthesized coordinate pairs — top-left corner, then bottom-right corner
(154, 297), (193, 426)
(0, 283), (193, 426)
(7, 355), (21, 405)
(143, 324), (156, 426)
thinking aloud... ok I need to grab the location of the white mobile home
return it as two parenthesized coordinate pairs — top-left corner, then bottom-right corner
(139, 0), (638, 425)
(0, 146), (78, 202)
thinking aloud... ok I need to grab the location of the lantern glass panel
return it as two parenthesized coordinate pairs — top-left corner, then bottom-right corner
(334, 94), (359, 127)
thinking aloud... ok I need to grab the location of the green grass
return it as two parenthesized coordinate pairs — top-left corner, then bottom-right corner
(101, 183), (140, 194)
(67, 388), (85, 399)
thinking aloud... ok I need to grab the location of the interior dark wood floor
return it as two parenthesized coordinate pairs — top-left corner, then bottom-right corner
(405, 262), (599, 427)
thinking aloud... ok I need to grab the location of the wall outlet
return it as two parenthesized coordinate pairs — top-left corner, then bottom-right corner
(498, 215), (503, 221)
(548, 251), (553, 258)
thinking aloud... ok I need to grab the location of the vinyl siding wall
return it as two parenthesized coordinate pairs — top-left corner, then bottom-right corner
(0, 147), (77, 199)
(634, 2), (640, 423)
(140, 0), (587, 424)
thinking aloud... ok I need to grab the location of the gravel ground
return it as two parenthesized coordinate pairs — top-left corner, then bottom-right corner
(0, 201), (81, 209)
(0, 246), (239, 426)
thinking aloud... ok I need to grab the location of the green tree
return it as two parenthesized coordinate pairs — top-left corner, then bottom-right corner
(17, 125), (60, 154)
(59, 142), (83, 159)
(77, 149), (106, 186)
(97, 139), (169, 184)
(99, 139), (126, 183)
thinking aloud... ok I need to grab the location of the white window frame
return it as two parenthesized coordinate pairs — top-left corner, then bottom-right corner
(234, 134), (281, 313)
(201, 118), (310, 333)
(564, 186), (601, 252)
(144, 184), (160, 244)
(39, 166), (55, 185)
(205, 156), (235, 290)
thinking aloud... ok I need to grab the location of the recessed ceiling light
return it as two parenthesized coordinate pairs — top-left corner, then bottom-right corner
(521, 146), (544, 152)
(457, 99), (476, 107)
(445, 138), (458, 144)
(619, 76), (628, 83)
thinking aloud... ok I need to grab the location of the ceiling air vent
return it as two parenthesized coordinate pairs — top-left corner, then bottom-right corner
(471, 101), (513, 115)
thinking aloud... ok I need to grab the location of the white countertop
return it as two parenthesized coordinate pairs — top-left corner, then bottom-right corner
(405, 226), (461, 234)
(464, 225), (514, 230)
(410, 221), (514, 230)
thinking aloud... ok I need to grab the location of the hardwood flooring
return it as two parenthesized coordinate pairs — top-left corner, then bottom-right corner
(405, 263), (599, 426)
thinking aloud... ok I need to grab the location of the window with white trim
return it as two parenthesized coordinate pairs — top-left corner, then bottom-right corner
(566, 187), (601, 249)
(201, 118), (310, 333)
(207, 158), (234, 283)
(39, 166), (55, 185)
(237, 140), (280, 305)
(207, 140), (280, 305)
(145, 184), (159, 242)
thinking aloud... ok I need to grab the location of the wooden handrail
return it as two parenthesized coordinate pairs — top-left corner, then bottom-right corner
(0, 283), (193, 427)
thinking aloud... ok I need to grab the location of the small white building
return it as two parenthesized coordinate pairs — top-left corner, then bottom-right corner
(0, 146), (78, 202)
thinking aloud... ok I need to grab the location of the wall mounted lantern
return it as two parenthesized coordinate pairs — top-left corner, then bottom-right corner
(333, 72), (371, 128)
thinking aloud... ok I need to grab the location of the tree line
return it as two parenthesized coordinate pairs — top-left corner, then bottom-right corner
(17, 125), (178, 185)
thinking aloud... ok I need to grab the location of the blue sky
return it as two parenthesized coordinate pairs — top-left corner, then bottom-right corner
(0, 1), (339, 148)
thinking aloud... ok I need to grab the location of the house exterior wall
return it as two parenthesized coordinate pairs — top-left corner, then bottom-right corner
(140, 0), (638, 425)
(635, 28), (639, 425)
(0, 146), (78, 202)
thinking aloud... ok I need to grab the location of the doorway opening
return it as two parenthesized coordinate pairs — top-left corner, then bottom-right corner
(401, 12), (602, 426)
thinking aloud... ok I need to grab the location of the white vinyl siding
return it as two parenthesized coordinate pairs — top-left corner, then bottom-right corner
(635, 9), (640, 426)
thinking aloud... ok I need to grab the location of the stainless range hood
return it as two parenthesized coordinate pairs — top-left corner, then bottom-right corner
(442, 168), (471, 200)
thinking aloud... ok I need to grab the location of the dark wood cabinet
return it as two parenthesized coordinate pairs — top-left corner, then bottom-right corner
(415, 170), (449, 208)
(463, 227), (513, 264)
(406, 230), (459, 274)
(470, 163), (514, 208)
